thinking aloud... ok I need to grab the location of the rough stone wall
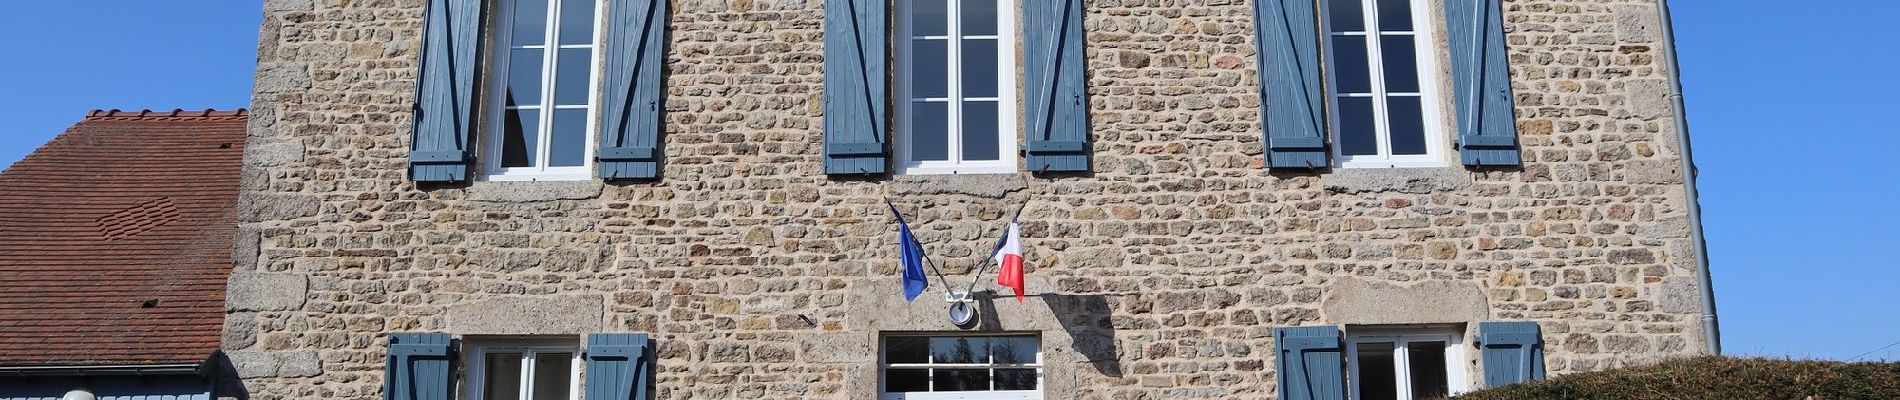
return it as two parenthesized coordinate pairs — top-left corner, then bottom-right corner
(224, 0), (1707, 398)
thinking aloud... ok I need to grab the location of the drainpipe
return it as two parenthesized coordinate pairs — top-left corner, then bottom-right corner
(1656, 0), (1721, 355)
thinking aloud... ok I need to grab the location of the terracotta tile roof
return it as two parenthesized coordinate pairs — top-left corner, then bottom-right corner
(0, 109), (247, 367)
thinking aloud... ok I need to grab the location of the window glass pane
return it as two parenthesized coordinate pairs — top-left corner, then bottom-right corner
(887, 337), (930, 363)
(886, 369), (930, 392)
(931, 369), (990, 391)
(961, 39), (999, 98)
(531, 353), (572, 400)
(1387, 96), (1427, 155)
(501, 109), (541, 167)
(989, 336), (1037, 364)
(511, 0), (549, 46)
(911, 102), (950, 161)
(507, 49), (545, 106)
(929, 337), (981, 364)
(557, 0), (596, 45)
(1328, 0), (1365, 32)
(1331, 36), (1371, 94)
(554, 49), (593, 106)
(962, 0), (997, 36)
(911, 40), (949, 99)
(1337, 97), (1378, 156)
(1356, 342), (1398, 400)
(1408, 342), (1450, 399)
(549, 109), (589, 167)
(912, 0), (948, 37)
(1376, 0), (1412, 31)
(485, 353), (525, 400)
(961, 101), (1000, 161)
(994, 369), (1038, 390)
(1380, 35), (1420, 93)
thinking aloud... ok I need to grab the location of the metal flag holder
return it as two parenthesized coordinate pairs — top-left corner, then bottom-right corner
(884, 197), (1031, 327)
(879, 165), (1040, 327)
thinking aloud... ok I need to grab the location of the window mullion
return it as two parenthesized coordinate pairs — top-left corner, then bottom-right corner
(1362, 0), (1393, 161)
(537, 0), (562, 173)
(519, 350), (537, 400)
(946, 0), (964, 166)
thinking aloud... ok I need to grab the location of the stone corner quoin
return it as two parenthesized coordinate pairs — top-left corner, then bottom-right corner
(222, 0), (1707, 399)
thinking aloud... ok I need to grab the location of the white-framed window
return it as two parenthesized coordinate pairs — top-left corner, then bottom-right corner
(1346, 328), (1471, 400)
(465, 339), (582, 400)
(896, 0), (1018, 175)
(1322, 0), (1449, 168)
(880, 334), (1042, 400)
(483, 0), (602, 181)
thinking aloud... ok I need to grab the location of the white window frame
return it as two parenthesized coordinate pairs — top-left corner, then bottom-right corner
(879, 334), (1043, 400)
(1321, 0), (1451, 168)
(465, 340), (583, 400)
(1345, 328), (1472, 400)
(894, 0), (1019, 175)
(482, 0), (604, 181)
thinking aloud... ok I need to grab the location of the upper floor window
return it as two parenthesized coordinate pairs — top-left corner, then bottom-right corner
(897, 0), (1018, 175)
(881, 334), (1042, 399)
(466, 339), (581, 400)
(1323, 0), (1447, 168)
(1347, 328), (1470, 400)
(485, 0), (601, 181)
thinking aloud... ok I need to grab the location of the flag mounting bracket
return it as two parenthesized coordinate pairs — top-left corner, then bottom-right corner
(947, 291), (978, 327)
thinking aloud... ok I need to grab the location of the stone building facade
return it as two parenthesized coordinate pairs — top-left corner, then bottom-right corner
(222, 0), (1713, 398)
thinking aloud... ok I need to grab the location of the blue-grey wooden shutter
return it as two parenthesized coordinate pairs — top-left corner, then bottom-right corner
(1023, 0), (1091, 173)
(383, 332), (453, 400)
(821, 0), (888, 175)
(1253, 0), (1328, 169)
(598, 0), (669, 180)
(408, 0), (485, 182)
(1479, 321), (1547, 387)
(1447, 0), (1522, 166)
(1275, 326), (1345, 400)
(585, 333), (654, 400)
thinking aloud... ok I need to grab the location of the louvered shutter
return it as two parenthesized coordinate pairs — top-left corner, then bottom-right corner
(1479, 321), (1547, 387)
(597, 0), (670, 179)
(408, 0), (485, 182)
(1253, 0), (1328, 169)
(1274, 326), (1345, 400)
(821, 0), (888, 175)
(383, 333), (453, 400)
(1022, 0), (1091, 173)
(585, 333), (654, 400)
(1447, 0), (1522, 166)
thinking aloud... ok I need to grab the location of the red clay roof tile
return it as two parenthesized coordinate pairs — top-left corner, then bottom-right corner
(0, 109), (246, 366)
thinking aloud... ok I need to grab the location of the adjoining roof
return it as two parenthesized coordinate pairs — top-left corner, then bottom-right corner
(0, 109), (247, 367)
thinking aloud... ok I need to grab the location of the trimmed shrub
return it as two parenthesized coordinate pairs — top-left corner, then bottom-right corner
(1453, 356), (1900, 400)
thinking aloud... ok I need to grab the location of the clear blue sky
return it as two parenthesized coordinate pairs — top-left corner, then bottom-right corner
(0, 2), (1894, 361)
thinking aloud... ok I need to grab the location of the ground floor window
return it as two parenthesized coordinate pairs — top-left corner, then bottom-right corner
(467, 339), (581, 400)
(1347, 328), (1470, 400)
(881, 334), (1042, 400)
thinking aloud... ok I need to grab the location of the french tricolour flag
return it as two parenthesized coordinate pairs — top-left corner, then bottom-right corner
(993, 222), (1025, 302)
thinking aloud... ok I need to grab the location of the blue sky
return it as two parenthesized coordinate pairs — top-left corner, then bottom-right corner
(0, 2), (1895, 361)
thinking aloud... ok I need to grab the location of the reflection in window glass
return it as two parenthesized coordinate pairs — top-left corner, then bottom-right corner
(1325, 0), (1441, 167)
(900, 0), (1014, 174)
(485, 353), (525, 400)
(883, 335), (1041, 396)
(1408, 342), (1449, 399)
(489, 0), (598, 179)
(1357, 342), (1398, 400)
(531, 353), (572, 400)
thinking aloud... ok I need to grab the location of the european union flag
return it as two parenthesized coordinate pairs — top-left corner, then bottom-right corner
(890, 204), (928, 303)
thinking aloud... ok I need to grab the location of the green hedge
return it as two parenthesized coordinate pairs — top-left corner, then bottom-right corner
(1453, 356), (1900, 400)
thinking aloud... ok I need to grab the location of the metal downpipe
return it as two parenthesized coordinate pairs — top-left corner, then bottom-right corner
(1656, 0), (1721, 355)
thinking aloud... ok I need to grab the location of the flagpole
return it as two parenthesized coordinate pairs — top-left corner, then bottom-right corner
(885, 199), (957, 293)
(962, 200), (1030, 297)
